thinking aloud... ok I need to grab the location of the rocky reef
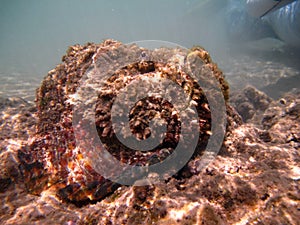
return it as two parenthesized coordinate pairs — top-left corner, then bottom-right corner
(17, 39), (229, 204)
(0, 40), (299, 224)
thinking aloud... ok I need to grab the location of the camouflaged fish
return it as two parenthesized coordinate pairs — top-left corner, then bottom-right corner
(18, 40), (229, 205)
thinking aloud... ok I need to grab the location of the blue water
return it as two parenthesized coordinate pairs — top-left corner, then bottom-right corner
(0, 0), (228, 76)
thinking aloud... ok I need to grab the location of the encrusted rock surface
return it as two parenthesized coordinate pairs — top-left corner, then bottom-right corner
(17, 40), (230, 204)
(0, 97), (36, 191)
(230, 86), (272, 123)
(0, 40), (299, 224)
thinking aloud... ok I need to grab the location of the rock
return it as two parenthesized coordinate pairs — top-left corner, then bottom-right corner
(0, 96), (36, 183)
(262, 90), (300, 145)
(0, 40), (299, 225)
(197, 205), (225, 225)
(230, 85), (272, 123)
(0, 96), (37, 223)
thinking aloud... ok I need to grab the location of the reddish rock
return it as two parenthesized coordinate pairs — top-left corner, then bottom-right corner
(0, 41), (298, 225)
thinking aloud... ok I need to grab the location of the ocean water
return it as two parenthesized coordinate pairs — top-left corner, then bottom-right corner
(0, 0), (299, 101)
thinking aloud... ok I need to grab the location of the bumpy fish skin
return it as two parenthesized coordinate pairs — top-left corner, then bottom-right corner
(18, 40), (229, 204)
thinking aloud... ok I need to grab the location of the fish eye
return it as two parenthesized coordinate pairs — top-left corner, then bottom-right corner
(140, 51), (148, 60)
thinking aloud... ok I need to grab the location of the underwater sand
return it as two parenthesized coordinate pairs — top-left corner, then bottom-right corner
(0, 71), (41, 102)
(1, 47), (299, 101)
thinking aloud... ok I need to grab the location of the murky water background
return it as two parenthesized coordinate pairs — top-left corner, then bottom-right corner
(0, 0), (299, 101)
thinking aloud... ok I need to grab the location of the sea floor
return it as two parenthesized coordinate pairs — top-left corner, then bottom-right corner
(0, 46), (299, 224)
(0, 71), (41, 102)
(1, 47), (300, 102)
(219, 47), (300, 99)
